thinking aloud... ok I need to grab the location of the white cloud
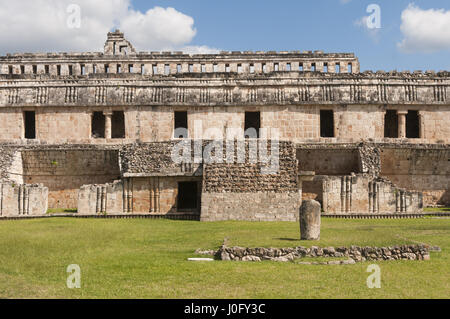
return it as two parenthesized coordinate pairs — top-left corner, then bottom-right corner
(398, 4), (450, 53)
(0, 0), (218, 54)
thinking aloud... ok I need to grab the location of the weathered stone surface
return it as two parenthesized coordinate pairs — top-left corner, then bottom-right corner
(300, 200), (321, 240)
(0, 32), (448, 217)
(0, 180), (48, 217)
(214, 244), (434, 263)
(319, 174), (423, 214)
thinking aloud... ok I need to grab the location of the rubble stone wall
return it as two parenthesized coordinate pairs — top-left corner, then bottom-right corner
(217, 244), (431, 262)
(200, 140), (300, 221)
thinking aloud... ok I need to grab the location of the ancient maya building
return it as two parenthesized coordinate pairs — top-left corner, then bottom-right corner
(0, 30), (448, 220)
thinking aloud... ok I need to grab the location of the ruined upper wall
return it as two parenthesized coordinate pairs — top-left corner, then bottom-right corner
(0, 31), (360, 76)
(0, 31), (447, 108)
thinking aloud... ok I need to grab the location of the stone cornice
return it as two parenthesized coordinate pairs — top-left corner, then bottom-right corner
(0, 72), (448, 107)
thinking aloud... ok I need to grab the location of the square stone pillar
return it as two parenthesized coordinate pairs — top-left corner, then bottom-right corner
(418, 111), (425, 139)
(104, 111), (113, 139)
(397, 110), (408, 138)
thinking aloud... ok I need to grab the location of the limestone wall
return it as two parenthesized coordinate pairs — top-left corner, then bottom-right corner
(1, 103), (448, 144)
(0, 181), (48, 217)
(297, 147), (360, 175)
(78, 181), (123, 215)
(0, 108), (23, 141)
(380, 147), (450, 206)
(78, 176), (201, 215)
(0, 31), (447, 145)
(321, 174), (423, 214)
(22, 149), (120, 209)
(200, 192), (300, 222)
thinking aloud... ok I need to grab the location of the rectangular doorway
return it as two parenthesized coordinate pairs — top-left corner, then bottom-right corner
(177, 182), (199, 211)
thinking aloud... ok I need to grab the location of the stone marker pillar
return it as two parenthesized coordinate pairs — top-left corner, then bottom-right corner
(300, 200), (321, 240)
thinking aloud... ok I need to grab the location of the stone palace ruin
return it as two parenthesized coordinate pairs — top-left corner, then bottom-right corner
(0, 31), (448, 220)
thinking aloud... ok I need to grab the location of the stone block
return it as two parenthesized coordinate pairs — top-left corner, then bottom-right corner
(300, 199), (321, 240)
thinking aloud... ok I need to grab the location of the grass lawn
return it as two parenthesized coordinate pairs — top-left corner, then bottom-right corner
(0, 217), (448, 299)
(423, 207), (450, 212)
(46, 209), (78, 214)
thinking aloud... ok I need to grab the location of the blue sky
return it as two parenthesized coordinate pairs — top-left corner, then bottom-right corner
(130, 0), (450, 71)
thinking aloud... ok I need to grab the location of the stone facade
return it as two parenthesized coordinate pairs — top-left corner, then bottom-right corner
(0, 31), (448, 219)
(320, 174), (423, 215)
(300, 143), (448, 208)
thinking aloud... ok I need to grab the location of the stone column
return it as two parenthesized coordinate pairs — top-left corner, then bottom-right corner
(299, 200), (321, 240)
(397, 110), (408, 138)
(104, 111), (113, 139)
(418, 111), (424, 139)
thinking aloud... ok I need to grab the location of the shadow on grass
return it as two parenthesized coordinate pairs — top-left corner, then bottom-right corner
(276, 238), (301, 242)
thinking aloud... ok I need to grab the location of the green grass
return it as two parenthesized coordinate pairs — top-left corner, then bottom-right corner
(46, 209), (78, 214)
(424, 207), (450, 212)
(0, 217), (448, 299)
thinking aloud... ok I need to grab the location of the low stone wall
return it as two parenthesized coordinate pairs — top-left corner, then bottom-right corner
(217, 244), (431, 262)
(0, 181), (48, 217)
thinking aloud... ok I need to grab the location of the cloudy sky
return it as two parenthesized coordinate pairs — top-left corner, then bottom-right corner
(0, 0), (449, 71)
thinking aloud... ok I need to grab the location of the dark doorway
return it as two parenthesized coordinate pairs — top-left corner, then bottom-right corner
(320, 110), (334, 137)
(174, 111), (188, 138)
(177, 182), (198, 211)
(91, 112), (105, 138)
(24, 111), (36, 139)
(245, 111), (260, 138)
(406, 110), (420, 138)
(112, 111), (125, 139)
(384, 110), (398, 138)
